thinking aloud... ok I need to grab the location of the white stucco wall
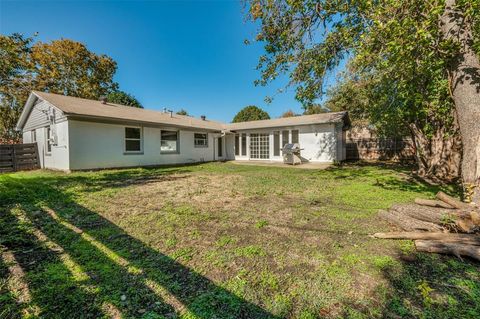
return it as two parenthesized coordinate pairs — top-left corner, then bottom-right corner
(233, 123), (340, 163)
(68, 120), (218, 170)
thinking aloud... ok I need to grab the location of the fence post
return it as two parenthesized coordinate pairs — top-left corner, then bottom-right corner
(12, 145), (17, 172)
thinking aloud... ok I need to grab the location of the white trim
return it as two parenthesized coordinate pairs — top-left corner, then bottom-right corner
(124, 126), (143, 154)
(194, 132), (208, 148)
(45, 126), (52, 156)
(160, 129), (180, 154)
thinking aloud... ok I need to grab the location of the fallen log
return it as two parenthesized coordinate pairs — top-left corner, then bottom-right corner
(389, 204), (453, 225)
(415, 240), (480, 262)
(470, 211), (480, 226)
(373, 232), (480, 245)
(436, 191), (470, 210)
(414, 198), (454, 209)
(378, 209), (444, 232)
(455, 219), (477, 233)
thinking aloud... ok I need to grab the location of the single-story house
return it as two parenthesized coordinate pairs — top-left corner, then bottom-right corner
(16, 91), (351, 171)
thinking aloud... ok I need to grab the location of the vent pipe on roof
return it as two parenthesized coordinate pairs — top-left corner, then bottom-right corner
(201, 115), (206, 121)
(100, 96), (107, 104)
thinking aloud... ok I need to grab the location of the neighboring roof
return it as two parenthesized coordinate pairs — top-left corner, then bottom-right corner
(16, 91), (350, 132)
(226, 112), (351, 131)
(16, 91), (225, 131)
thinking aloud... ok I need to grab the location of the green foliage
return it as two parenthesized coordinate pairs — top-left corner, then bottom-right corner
(247, 0), (478, 107)
(107, 90), (143, 108)
(232, 105), (270, 122)
(176, 108), (189, 116)
(303, 104), (328, 115)
(246, 0), (478, 179)
(417, 280), (435, 306)
(0, 33), (35, 142)
(255, 220), (268, 228)
(280, 109), (298, 118)
(0, 34), (119, 142)
(31, 39), (118, 98)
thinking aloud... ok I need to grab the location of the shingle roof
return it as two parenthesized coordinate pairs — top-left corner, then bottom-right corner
(225, 112), (350, 131)
(17, 91), (350, 132)
(30, 91), (225, 131)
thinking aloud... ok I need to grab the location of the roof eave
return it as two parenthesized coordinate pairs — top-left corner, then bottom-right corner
(65, 113), (224, 132)
(15, 92), (39, 131)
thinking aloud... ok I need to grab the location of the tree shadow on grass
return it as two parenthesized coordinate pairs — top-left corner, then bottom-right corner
(377, 248), (480, 319)
(0, 205), (108, 318)
(323, 161), (461, 195)
(0, 170), (278, 318)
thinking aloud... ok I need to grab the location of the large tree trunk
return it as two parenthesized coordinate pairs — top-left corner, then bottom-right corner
(441, 0), (480, 203)
(409, 122), (462, 182)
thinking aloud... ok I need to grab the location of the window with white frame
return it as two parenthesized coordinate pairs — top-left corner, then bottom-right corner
(234, 134), (239, 156)
(291, 130), (299, 144)
(125, 127), (142, 153)
(161, 130), (179, 153)
(282, 130), (289, 147)
(273, 131), (280, 156)
(194, 133), (208, 147)
(31, 130), (36, 142)
(241, 133), (247, 156)
(45, 127), (52, 154)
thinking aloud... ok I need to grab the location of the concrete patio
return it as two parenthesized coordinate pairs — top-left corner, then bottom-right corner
(230, 160), (332, 170)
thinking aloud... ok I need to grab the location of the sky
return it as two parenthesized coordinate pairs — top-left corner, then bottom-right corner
(0, 0), (338, 122)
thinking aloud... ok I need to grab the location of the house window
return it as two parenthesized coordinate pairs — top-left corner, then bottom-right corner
(291, 130), (299, 144)
(161, 130), (179, 153)
(282, 130), (289, 147)
(217, 137), (223, 157)
(31, 130), (36, 142)
(250, 133), (269, 159)
(45, 127), (52, 154)
(194, 133), (208, 147)
(125, 127), (142, 152)
(241, 133), (247, 156)
(234, 134), (239, 156)
(273, 131), (280, 156)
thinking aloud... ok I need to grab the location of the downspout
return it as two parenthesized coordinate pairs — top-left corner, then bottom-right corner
(220, 131), (228, 160)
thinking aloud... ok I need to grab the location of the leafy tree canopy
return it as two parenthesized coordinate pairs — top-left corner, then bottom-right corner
(280, 110), (298, 118)
(247, 0), (479, 106)
(31, 39), (118, 98)
(232, 105), (270, 122)
(303, 104), (328, 115)
(0, 34), (119, 141)
(176, 109), (189, 116)
(246, 0), (480, 182)
(107, 91), (142, 108)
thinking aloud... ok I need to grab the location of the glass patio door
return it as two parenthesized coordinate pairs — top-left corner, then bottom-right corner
(250, 133), (270, 159)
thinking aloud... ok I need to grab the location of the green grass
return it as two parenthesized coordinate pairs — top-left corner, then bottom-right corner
(0, 162), (478, 319)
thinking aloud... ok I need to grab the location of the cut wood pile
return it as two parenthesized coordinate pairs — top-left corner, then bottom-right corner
(373, 191), (480, 262)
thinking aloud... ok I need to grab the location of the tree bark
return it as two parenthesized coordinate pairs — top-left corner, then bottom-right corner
(440, 0), (480, 204)
(436, 191), (471, 210)
(373, 232), (480, 245)
(378, 209), (444, 232)
(414, 198), (454, 209)
(409, 122), (462, 182)
(415, 240), (480, 261)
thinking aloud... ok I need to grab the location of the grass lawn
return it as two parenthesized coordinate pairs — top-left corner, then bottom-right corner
(1, 162), (479, 319)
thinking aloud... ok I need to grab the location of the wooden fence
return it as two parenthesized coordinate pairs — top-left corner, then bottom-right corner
(346, 138), (415, 161)
(0, 143), (40, 173)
